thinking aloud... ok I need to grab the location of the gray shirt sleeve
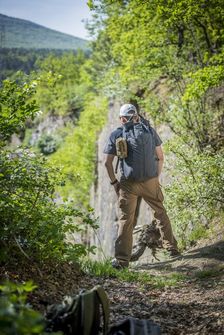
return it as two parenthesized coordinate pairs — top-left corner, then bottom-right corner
(103, 134), (116, 155)
(103, 128), (122, 155)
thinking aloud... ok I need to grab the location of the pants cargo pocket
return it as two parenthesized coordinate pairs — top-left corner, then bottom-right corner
(156, 183), (164, 203)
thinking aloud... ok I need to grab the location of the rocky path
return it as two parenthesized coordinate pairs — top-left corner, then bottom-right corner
(88, 225), (224, 334)
(87, 241), (224, 334)
(1, 240), (224, 334)
(95, 270), (224, 334)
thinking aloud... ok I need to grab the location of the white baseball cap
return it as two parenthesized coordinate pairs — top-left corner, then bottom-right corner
(119, 104), (137, 117)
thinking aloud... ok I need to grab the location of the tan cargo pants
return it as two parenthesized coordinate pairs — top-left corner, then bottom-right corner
(115, 177), (178, 266)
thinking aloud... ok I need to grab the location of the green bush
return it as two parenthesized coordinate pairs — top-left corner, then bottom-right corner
(0, 78), (39, 143)
(0, 78), (98, 264)
(164, 141), (224, 248)
(0, 281), (59, 335)
(37, 134), (61, 155)
(0, 148), (98, 263)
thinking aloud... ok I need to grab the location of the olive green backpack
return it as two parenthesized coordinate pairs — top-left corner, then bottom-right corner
(45, 285), (161, 335)
(45, 285), (109, 335)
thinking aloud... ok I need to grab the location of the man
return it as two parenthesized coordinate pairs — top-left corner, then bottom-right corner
(104, 103), (180, 269)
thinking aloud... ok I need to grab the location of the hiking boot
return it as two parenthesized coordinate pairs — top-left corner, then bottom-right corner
(111, 259), (128, 270)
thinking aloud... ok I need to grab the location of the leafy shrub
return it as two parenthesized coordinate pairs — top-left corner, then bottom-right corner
(0, 78), (98, 264)
(164, 141), (224, 248)
(0, 281), (48, 335)
(0, 148), (98, 263)
(37, 134), (60, 155)
(0, 79), (39, 143)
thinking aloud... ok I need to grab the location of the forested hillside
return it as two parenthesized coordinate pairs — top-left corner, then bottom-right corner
(0, 49), (75, 81)
(0, 13), (88, 49)
(0, 13), (90, 81)
(0, 1), (223, 334)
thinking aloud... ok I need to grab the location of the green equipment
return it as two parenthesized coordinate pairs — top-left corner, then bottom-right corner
(45, 285), (109, 335)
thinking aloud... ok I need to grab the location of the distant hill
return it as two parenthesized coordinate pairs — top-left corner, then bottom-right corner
(0, 13), (89, 50)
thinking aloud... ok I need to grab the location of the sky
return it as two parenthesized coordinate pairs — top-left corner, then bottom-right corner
(0, 0), (93, 40)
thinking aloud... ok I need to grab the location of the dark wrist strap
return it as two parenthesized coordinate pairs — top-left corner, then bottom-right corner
(110, 179), (118, 185)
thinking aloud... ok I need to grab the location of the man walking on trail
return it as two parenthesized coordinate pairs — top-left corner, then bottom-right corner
(103, 103), (180, 269)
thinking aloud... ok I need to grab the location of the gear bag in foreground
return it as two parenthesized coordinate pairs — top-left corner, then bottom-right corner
(45, 285), (161, 335)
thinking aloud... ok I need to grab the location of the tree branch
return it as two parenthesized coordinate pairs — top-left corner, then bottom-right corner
(194, 18), (216, 54)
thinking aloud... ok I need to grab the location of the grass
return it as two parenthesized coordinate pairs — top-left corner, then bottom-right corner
(194, 265), (224, 279)
(81, 259), (187, 288)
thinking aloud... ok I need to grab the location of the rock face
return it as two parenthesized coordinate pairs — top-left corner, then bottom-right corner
(29, 114), (66, 147)
(23, 113), (76, 155)
(90, 101), (120, 260)
(90, 101), (153, 261)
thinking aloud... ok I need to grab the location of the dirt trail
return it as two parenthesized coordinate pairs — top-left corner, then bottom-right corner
(1, 240), (223, 334)
(105, 240), (224, 334)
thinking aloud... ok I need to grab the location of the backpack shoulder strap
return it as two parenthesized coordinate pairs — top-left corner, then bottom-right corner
(81, 285), (109, 335)
(94, 285), (110, 335)
(138, 115), (156, 140)
(81, 290), (97, 335)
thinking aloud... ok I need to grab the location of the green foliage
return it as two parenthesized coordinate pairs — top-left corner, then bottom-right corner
(88, 0), (224, 246)
(37, 134), (60, 155)
(183, 65), (224, 102)
(0, 79), (39, 142)
(0, 79), (98, 263)
(35, 51), (88, 116)
(0, 48), (41, 81)
(88, 0), (224, 107)
(0, 148), (98, 262)
(194, 265), (224, 279)
(0, 281), (51, 335)
(50, 95), (108, 206)
(0, 48), (89, 82)
(82, 259), (186, 288)
(164, 141), (224, 248)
